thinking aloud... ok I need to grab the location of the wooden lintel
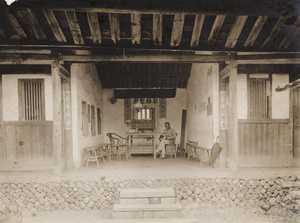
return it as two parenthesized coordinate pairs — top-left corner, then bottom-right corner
(86, 11), (102, 44)
(207, 15), (226, 45)
(109, 13), (120, 44)
(170, 14), (185, 47)
(244, 16), (268, 47)
(24, 8), (47, 40)
(131, 13), (141, 45)
(225, 16), (248, 48)
(43, 9), (67, 42)
(262, 16), (288, 48)
(236, 58), (300, 64)
(59, 54), (229, 63)
(153, 14), (163, 46)
(5, 12), (27, 39)
(278, 16), (300, 50)
(0, 54), (54, 65)
(190, 14), (205, 47)
(65, 10), (84, 45)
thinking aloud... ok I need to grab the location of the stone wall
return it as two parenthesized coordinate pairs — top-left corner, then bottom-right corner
(0, 175), (299, 215)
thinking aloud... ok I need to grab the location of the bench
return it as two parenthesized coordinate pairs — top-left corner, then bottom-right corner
(82, 143), (111, 168)
(113, 187), (182, 219)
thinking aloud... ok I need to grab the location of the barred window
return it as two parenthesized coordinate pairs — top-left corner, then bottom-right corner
(247, 77), (271, 119)
(18, 79), (45, 121)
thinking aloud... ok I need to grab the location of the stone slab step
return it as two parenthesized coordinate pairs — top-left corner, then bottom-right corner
(112, 210), (182, 219)
(98, 218), (197, 223)
(120, 187), (174, 198)
(113, 203), (182, 212)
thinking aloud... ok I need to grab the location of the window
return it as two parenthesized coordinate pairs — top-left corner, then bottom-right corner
(247, 77), (271, 119)
(97, 108), (101, 135)
(82, 101), (89, 136)
(91, 105), (96, 136)
(18, 79), (45, 121)
(136, 108), (153, 120)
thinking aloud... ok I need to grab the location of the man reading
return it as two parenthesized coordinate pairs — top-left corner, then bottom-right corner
(155, 122), (176, 158)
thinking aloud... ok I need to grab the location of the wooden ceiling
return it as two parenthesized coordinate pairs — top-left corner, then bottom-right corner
(1, 0), (300, 89)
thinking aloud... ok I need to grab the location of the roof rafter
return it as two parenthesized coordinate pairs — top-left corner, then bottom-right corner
(190, 14), (205, 47)
(109, 13), (120, 44)
(207, 15), (226, 45)
(225, 15), (248, 48)
(65, 10), (84, 45)
(23, 8), (46, 40)
(131, 13), (141, 45)
(170, 13), (185, 47)
(261, 16), (288, 48)
(86, 11), (102, 44)
(244, 16), (268, 47)
(153, 14), (162, 46)
(5, 11), (27, 39)
(43, 9), (67, 42)
(278, 16), (300, 50)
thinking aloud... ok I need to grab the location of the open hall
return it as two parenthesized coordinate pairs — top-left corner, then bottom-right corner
(0, 0), (299, 222)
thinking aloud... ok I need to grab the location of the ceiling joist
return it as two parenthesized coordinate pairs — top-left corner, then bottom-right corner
(23, 8), (47, 40)
(262, 16), (288, 48)
(170, 13), (185, 47)
(5, 11), (27, 39)
(278, 16), (300, 50)
(109, 13), (121, 44)
(86, 11), (102, 44)
(43, 9), (67, 42)
(131, 13), (141, 45)
(207, 15), (226, 45)
(225, 16), (248, 48)
(65, 10), (84, 45)
(244, 16), (268, 47)
(153, 14), (163, 46)
(190, 14), (205, 47)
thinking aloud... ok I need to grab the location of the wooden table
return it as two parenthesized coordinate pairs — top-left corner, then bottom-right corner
(126, 133), (156, 159)
(186, 142), (211, 165)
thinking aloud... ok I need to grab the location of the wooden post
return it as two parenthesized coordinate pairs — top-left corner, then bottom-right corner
(228, 57), (239, 172)
(52, 61), (63, 172)
(219, 81), (228, 168)
(63, 80), (74, 170)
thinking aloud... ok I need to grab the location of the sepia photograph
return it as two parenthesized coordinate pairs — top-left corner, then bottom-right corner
(0, 0), (299, 222)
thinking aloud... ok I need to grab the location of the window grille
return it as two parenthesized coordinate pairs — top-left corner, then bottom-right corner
(18, 79), (45, 121)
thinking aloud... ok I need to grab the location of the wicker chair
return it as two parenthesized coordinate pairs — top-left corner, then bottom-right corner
(106, 133), (129, 161)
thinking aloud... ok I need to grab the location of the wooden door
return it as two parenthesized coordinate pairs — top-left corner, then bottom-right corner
(293, 88), (300, 157)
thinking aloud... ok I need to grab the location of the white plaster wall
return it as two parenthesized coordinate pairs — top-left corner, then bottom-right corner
(186, 63), (219, 149)
(102, 89), (187, 146)
(2, 74), (53, 121)
(237, 74), (248, 119)
(102, 89), (127, 143)
(272, 74), (289, 119)
(71, 64), (104, 168)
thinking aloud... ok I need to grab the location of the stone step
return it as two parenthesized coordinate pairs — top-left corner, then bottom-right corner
(120, 197), (175, 205)
(120, 187), (174, 198)
(113, 203), (182, 212)
(98, 218), (198, 223)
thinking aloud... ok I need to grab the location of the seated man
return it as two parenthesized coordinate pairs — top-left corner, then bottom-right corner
(155, 122), (177, 158)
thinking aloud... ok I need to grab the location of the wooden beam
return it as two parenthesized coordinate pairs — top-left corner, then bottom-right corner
(131, 13), (141, 44)
(0, 54), (54, 65)
(225, 16), (248, 48)
(219, 62), (238, 81)
(86, 11), (102, 44)
(170, 13), (185, 47)
(23, 8), (47, 40)
(207, 15), (226, 45)
(59, 65), (70, 80)
(108, 13), (120, 44)
(278, 16), (300, 50)
(190, 14), (205, 47)
(244, 16), (268, 47)
(5, 12), (27, 39)
(236, 58), (300, 64)
(60, 54), (230, 63)
(261, 16), (288, 48)
(153, 14), (163, 46)
(43, 9), (67, 42)
(65, 10), (84, 45)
